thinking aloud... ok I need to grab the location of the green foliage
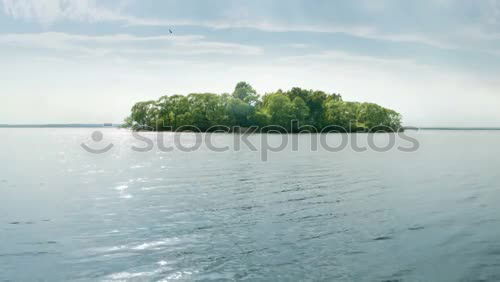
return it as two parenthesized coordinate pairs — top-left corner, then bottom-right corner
(323, 101), (402, 131)
(232, 81), (259, 105)
(226, 96), (255, 127)
(187, 93), (229, 131)
(124, 82), (402, 132)
(127, 100), (158, 130)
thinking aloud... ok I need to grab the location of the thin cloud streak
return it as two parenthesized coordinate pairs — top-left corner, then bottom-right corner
(1, 0), (126, 24)
(3, 0), (500, 52)
(0, 32), (263, 56)
(124, 17), (458, 50)
(0, 0), (458, 49)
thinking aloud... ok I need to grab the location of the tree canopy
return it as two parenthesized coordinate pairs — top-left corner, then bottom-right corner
(125, 82), (402, 132)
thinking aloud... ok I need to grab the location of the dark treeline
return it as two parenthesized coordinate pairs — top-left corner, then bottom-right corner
(124, 82), (402, 132)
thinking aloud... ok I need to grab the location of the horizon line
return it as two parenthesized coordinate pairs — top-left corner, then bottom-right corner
(2, 124), (500, 130)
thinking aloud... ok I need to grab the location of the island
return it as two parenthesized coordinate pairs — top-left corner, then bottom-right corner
(124, 82), (402, 133)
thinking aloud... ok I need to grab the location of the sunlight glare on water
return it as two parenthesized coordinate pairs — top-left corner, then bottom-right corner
(1, 128), (500, 281)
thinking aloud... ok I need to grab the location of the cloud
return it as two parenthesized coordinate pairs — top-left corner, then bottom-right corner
(3, 0), (500, 52)
(0, 0), (126, 24)
(0, 32), (263, 57)
(121, 17), (457, 49)
(487, 0), (500, 24)
(0, 0), (459, 49)
(278, 50), (422, 70)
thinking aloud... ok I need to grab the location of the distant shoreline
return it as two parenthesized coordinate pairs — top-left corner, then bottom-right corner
(404, 127), (500, 131)
(1, 125), (500, 131)
(0, 124), (122, 128)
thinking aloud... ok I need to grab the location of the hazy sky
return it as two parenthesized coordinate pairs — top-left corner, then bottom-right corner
(1, 0), (500, 126)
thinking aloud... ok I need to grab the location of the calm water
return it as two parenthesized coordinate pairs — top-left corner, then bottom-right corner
(1, 129), (500, 281)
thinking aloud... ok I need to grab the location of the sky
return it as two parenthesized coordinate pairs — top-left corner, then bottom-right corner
(1, 0), (499, 126)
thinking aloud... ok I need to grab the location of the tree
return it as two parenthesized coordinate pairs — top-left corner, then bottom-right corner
(292, 97), (310, 125)
(323, 100), (359, 130)
(156, 95), (190, 129)
(125, 82), (402, 132)
(260, 93), (295, 130)
(187, 93), (229, 131)
(283, 88), (341, 127)
(232, 81), (259, 105)
(226, 97), (254, 127)
(128, 100), (158, 129)
(357, 103), (402, 131)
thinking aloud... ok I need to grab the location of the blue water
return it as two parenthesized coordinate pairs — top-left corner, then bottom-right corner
(1, 129), (500, 281)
